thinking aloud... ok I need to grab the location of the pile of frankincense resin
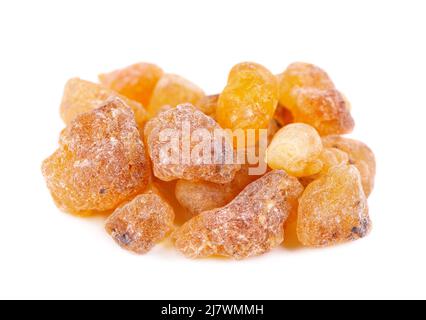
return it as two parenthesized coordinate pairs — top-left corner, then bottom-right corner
(42, 61), (376, 259)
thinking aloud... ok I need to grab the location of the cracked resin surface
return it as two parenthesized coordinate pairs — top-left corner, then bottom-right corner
(297, 165), (371, 247)
(99, 62), (164, 106)
(173, 170), (303, 259)
(42, 98), (150, 215)
(322, 135), (376, 196)
(105, 191), (174, 254)
(148, 74), (205, 116)
(60, 78), (147, 127)
(277, 62), (354, 135)
(217, 62), (278, 131)
(145, 104), (240, 183)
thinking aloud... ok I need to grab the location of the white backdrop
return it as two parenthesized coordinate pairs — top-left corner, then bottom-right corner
(0, 0), (425, 299)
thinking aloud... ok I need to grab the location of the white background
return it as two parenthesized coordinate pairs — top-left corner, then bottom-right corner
(0, 0), (425, 300)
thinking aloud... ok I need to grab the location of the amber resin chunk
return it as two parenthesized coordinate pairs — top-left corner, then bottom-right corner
(266, 123), (323, 177)
(175, 179), (235, 216)
(99, 62), (164, 106)
(42, 98), (150, 215)
(173, 170), (303, 259)
(145, 104), (240, 184)
(298, 147), (349, 187)
(322, 135), (376, 196)
(216, 62), (278, 132)
(175, 165), (260, 215)
(60, 78), (147, 127)
(293, 88), (355, 136)
(197, 94), (219, 117)
(297, 165), (371, 247)
(277, 62), (354, 135)
(278, 62), (334, 101)
(148, 74), (205, 116)
(105, 191), (174, 254)
(317, 147), (349, 175)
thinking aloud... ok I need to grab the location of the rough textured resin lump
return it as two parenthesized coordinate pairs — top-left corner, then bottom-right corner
(60, 78), (147, 127)
(322, 135), (376, 196)
(173, 170), (303, 259)
(145, 104), (240, 184)
(277, 62), (354, 135)
(216, 62), (278, 131)
(148, 74), (205, 116)
(266, 123), (323, 177)
(42, 98), (150, 215)
(278, 62), (334, 100)
(105, 191), (174, 254)
(99, 62), (164, 106)
(297, 165), (371, 247)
